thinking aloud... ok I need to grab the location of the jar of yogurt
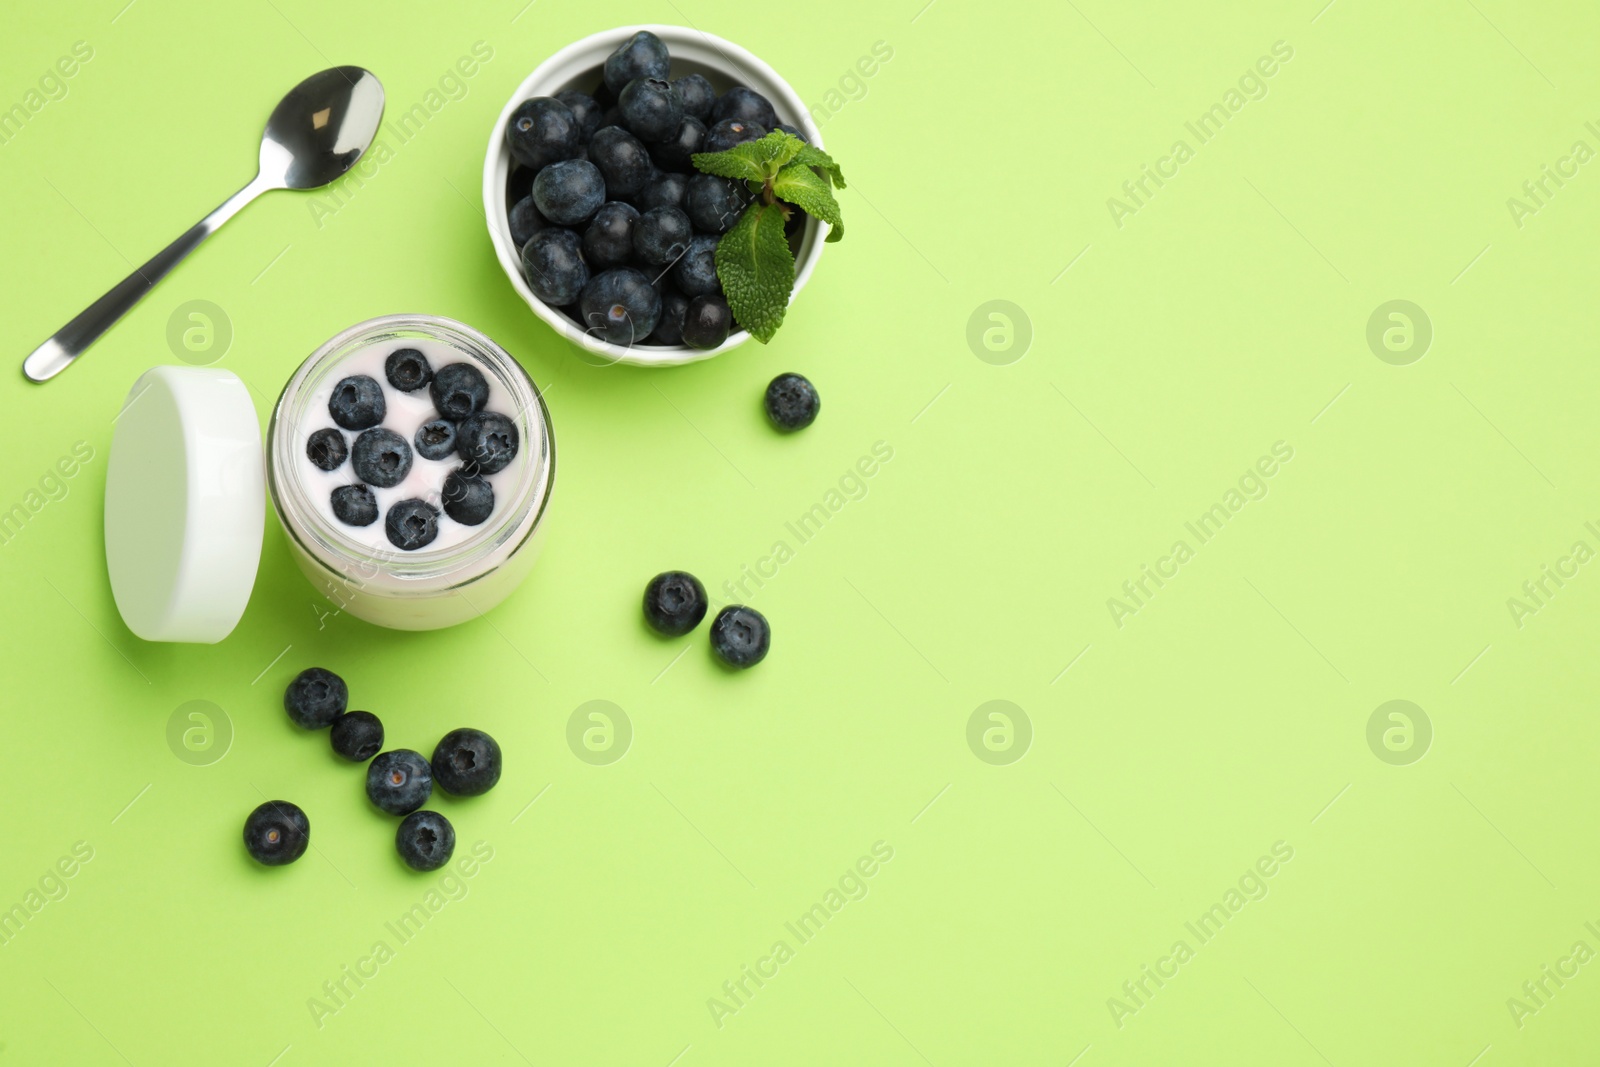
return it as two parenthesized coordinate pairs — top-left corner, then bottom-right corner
(266, 315), (555, 631)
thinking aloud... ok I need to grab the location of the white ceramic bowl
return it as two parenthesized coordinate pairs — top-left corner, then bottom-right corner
(483, 25), (827, 367)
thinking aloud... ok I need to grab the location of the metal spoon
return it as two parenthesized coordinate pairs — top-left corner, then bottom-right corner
(22, 66), (384, 383)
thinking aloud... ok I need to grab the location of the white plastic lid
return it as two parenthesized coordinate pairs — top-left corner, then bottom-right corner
(105, 366), (265, 643)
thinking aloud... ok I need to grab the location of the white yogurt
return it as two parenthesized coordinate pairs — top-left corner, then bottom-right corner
(299, 338), (531, 553)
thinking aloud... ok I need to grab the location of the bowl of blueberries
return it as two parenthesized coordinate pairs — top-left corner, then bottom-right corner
(483, 26), (826, 367)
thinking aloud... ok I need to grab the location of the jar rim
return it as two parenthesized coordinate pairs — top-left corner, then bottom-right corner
(267, 314), (555, 588)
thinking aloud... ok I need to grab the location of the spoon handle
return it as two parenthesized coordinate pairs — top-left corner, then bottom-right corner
(22, 174), (271, 383)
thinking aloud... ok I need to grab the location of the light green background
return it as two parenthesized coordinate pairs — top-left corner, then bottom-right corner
(2, 0), (1598, 1063)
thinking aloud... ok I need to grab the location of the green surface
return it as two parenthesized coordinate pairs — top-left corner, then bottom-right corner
(2, 1), (1599, 1063)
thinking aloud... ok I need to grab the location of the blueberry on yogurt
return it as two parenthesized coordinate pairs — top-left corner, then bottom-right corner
(414, 418), (457, 461)
(306, 428), (347, 471)
(430, 363), (490, 422)
(330, 484), (378, 526)
(384, 348), (433, 392)
(386, 498), (440, 551)
(442, 469), (494, 526)
(351, 428), (413, 489)
(457, 411), (519, 475)
(328, 374), (385, 430)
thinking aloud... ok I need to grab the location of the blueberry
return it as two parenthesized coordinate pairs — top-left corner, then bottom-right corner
(633, 206), (693, 266)
(686, 174), (752, 234)
(284, 667), (347, 728)
(432, 728), (503, 796)
(533, 159), (606, 226)
(385, 498), (440, 551)
(710, 605), (771, 668)
(384, 347), (433, 392)
(328, 375), (385, 431)
(579, 268), (662, 346)
(521, 227), (590, 306)
(306, 428), (347, 471)
(508, 196), (548, 249)
(396, 810), (455, 872)
(651, 289), (690, 345)
(711, 86), (779, 131)
(507, 164), (536, 209)
(243, 801), (309, 866)
(702, 118), (765, 154)
(603, 30), (670, 96)
(582, 201), (640, 269)
(367, 750), (433, 815)
(643, 570), (708, 635)
(618, 77), (683, 143)
(442, 468), (495, 525)
(764, 373), (820, 430)
(773, 122), (808, 143)
(414, 418), (457, 461)
(589, 126), (653, 199)
(673, 233), (721, 297)
(457, 411), (519, 475)
(682, 294), (733, 349)
(351, 428), (412, 489)
(505, 96), (580, 170)
(672, 73), (715, 121)
(330, 710), (384, 762)
(638, 171), (689, 212)
(556, 89), (603, 140)
(330, 484), (379, 526)
(430, 362), (490, 421)
(599, 104), (622, 129)
(651, 118), (706, 173)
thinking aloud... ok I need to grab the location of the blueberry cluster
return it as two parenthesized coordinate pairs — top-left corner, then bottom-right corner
(642, 570), (771, 669)
(308, 348), (519, 550)
(242, 667), (503, 872)
(505, 29), (803, 349)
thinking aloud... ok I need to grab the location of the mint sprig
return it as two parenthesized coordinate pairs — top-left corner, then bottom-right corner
(691, 131), (846, 344)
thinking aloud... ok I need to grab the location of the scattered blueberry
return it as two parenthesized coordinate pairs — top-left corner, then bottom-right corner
(710, 605), (771, 668)
(508, 196), (548, 249)
(673, 73), (716, 121)
(589, 126), (653, 199)
(643, 570), (708, 635)
(582, 201), (641, 269)
(366, 750), (433, 815)
(432, 728), (503, 796)
(284, 667), (347, 729)
(673, 233), (721, 297)
(385, 498), (440, 551)
(328, 375), (385, 431)
(764, 373), (821, 430)
(414, 418), (457, 461)
(384, 348), (432, 393)
(686, 174), (752, 234)
(603, 30), (671, 96)
(243, 801), (310, 866)
(702, 118), (765, 154)
(442, 468), (495, 525)
(506, 96), (580, 170)
(633, 206), (693, 266)
(306, 428), (347, 471)
(579, 268), (662, 346)
(652, 289), (690, 345)
(556, 88), (604, 141)
(682, 294), (733, 349)
(330, 484), (379, 526)
(638, 171), (689, 212)
(457, 411), (519, 475)
(711, 86), (779, 131)
(430, 362), (490, 421)
(351, 428), (413, 489)
(533, 158), (606, 226)
(619, 77), (683, 143)
(396, 810), (456, 871)
(521, 227), (590, 306)
(330, 710), (384, 762)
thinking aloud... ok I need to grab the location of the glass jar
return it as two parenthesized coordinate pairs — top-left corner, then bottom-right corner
(267, 315), (555, 630)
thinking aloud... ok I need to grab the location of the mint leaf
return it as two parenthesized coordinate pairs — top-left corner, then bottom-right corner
(792, 143), (846, 189)
(715, 202), (795, 344)
(692, 131), (805, 183)
(772, 162), (844, 242)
